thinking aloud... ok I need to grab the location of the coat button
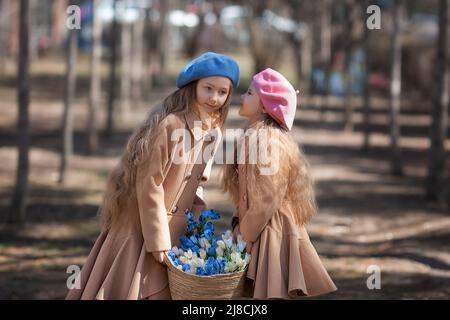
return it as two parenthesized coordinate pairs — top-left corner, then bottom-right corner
(171, 205), (178, 213)
(243, 194), (247, 201)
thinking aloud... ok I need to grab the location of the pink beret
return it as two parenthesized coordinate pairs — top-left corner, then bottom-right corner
(252, 68), (298, 131)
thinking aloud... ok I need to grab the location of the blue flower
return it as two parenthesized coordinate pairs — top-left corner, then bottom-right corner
(191, 245), (200, 254)
(172, 258), (181, 266)
(187, 212), (197, 233)
(196, 267), (205, 276)
(180, 235), (195, 251)
(199, 209), (220, 224)
(207, 240), (218, 256)
(168, 251), (177, 261)
(189, 234), (199, 245)
(182, 264), (190, 272)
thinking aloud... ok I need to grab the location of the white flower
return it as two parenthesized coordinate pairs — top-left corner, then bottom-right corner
(244, 253), (251, 265)
(216, 240), (226, 249)
(191, 257), (205, 268)
(199, 237), (211, 249)
(179, 256), (188, 264)
(226, 261), (236, 273)
(199, 249), (207, 260)
(176, 265), (183, 271)
(223, 230), (233, 240)
(216, 246), (224, 257)
(237, 239), (246, 253)
(184, 249), (195, 260)
(224, 238), (233, 249)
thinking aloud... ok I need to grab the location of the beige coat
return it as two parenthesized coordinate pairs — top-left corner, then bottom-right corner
(66, 111), (221, 300)
(235, 134), (337, 299)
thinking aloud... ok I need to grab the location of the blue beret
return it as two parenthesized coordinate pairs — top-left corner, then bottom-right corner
(176, 52), (240, 88)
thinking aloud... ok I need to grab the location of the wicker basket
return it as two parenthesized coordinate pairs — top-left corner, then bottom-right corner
(164, 254), (247, 300)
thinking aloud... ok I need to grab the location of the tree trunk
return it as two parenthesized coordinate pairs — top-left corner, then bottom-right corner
(157, 0), (169, 83)
(8, 0), (30, 225)
(0, 0), (7, 75)
(105, 0), (118, 138)
(131, 16), (144, 105)
(51, 0), (67, 49)
(87, 0), (102, 155)
(120, 22), (131, 121)
(300, 25), (312, 95)
(58, 20), (78, 184)
(362, 0), (372, 151)
(343, 0), (356, 132)
(389, 0), (404, 176)
(426, 0), (449, 205)
(320, 0), (335, 122)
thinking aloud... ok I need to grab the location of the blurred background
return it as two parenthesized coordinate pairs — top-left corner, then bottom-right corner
(0, 0), (449, 299)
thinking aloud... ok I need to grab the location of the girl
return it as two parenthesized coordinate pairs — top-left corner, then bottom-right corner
(223, 68), (337, 299)
(66, 52), (240, 300)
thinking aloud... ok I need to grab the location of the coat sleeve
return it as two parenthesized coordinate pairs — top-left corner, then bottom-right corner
(135, 124), (173, 253)
(239, 144), (289, 243)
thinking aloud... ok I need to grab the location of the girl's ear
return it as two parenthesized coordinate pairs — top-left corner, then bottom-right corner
(260, 102), (267, 113)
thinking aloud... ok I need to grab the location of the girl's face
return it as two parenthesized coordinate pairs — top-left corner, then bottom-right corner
(239, 83), (264, 124)
(196, 77), (231, 114)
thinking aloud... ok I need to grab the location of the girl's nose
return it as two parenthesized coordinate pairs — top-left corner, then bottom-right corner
(209, 93), (218, 104)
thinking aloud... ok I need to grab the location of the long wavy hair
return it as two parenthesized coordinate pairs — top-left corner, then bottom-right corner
(222, 115), (317, 226)
(100, 81), (233, 231)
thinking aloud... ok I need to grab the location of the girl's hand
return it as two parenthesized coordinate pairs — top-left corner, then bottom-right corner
(246, 241), (253, 253)
(152, 251), (168, 264)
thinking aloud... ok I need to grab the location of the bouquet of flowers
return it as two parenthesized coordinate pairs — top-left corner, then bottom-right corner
(165, 209), (251, 299)
(167, 209), (251, 275)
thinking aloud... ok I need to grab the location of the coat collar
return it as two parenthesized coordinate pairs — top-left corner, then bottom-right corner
(184, 111), (221, 142)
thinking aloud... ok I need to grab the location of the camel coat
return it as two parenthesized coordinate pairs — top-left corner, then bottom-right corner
(235, 133), (337, 299)
(66, 111), (221, 300)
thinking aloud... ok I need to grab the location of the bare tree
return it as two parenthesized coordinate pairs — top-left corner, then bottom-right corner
(362, 0), (372, 151)
(8, 0), (30, 225)
(285, 0), (312, 94)
(157, 0), (170, 82)
(245, 0), (285, 74)
(120, 21), (132, 120)
(105, 0), (118, 138)
(58, 11), (78, 184)
(343, 0), (359, 132)
(131, 14), (144, 104)
(320, 0), (337, 122)
(87, 0), (102, 155)
(426, 0), (449, 205)
(389, 0), (404, 176)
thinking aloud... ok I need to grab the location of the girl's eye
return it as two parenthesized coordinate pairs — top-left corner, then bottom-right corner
(247, 90), (252, 95)
(220, 91), (227, 96)
(205, 86), (211, 91)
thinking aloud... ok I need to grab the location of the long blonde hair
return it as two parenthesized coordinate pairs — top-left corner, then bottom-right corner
(100, 81), (233, 230)
(222, 115), (317, 226)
